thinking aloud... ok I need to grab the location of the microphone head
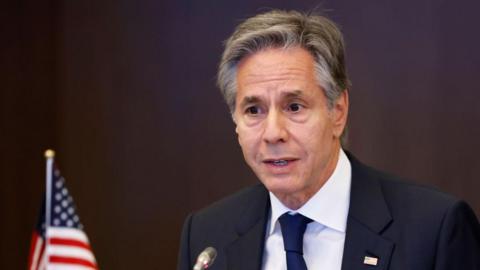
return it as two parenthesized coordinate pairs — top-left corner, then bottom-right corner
(193, 247), (217, 270)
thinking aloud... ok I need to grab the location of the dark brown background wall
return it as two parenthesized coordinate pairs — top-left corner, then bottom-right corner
(2, 0), (479, 269)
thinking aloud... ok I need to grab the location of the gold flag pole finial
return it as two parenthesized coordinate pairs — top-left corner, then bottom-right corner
(44, 149), (55, 159)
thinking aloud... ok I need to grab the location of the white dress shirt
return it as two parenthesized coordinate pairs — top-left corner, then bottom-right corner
(262, 149), (352, 270)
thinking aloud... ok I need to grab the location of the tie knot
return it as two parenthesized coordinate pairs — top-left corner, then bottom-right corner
(278, 213), (312, 254)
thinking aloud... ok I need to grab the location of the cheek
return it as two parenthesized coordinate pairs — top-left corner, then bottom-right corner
(297, 121), (332, 151)
(236, 125), (259, 154)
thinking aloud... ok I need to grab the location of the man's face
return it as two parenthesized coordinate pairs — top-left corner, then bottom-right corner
(233, 47), (348, 207)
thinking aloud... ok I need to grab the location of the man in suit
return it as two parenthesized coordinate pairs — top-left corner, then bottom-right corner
(178, 10), (480, 270)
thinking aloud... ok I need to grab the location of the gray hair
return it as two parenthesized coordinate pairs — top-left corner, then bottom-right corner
(217, 10), (350, 113)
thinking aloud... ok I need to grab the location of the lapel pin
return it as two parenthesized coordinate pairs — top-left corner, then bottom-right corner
(363, 256), (378, 266)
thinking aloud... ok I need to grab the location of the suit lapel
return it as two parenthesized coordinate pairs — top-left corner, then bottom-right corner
(225, 185), (270, 270)
(341, 217), (394, 270)
(341, 154), (395, 270)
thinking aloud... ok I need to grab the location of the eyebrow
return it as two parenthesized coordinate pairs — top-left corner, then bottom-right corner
(283, 90), (304, 99)
(239, 96), (261, 109)
(239, 90), (305, 108)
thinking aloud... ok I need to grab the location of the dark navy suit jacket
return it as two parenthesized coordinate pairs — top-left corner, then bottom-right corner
(178, 155), (480, 270)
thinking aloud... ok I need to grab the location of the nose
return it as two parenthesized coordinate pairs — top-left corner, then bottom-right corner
(263, 110), (288, 144)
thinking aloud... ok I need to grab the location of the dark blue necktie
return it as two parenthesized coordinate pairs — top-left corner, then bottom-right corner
(279, 213), (313, 270)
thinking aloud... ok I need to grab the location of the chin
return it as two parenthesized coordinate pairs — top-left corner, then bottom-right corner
(262, 177), (302, 197)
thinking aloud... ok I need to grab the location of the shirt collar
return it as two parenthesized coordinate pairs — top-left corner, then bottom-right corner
(268, 149), (352, 235)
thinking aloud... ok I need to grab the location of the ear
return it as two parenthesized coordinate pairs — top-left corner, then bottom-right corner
(331, 90), (349, 138)
(232, 113), (239, 135)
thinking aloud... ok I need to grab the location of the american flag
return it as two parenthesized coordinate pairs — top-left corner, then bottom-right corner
(28, 156), (98, 270)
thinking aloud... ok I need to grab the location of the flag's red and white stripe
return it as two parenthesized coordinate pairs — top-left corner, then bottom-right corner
(28, 228), (97, 270)
(29, 232), (45, 270)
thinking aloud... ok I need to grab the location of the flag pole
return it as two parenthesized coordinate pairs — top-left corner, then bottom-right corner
(44, 149), (55, 270)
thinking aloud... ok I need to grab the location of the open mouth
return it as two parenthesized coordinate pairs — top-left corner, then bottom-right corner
(264, 159), (297, 166)
(271, 160), (289, 166)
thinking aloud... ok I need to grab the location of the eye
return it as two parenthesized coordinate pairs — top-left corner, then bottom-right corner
(287, 103), (302, 112)
(245, 106), (260, 115)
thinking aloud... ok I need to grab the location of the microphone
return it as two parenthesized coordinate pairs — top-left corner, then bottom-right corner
(193, 247), (217, 270)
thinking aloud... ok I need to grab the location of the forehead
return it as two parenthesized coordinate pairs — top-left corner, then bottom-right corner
(236, 47), (316, 90)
